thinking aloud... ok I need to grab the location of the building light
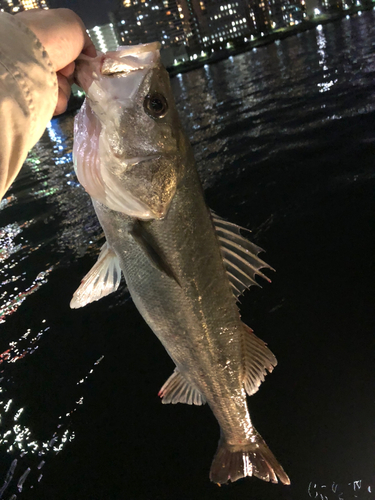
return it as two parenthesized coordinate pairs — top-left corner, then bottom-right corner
(314, 8), (321, 14)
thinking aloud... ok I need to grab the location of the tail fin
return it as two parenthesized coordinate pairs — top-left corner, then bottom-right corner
(210, 430), (290, 485)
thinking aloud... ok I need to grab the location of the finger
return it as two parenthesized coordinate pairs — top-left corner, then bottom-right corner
(54, 74), (71, 116)
(59, 61), (75, 82)
(82, 32), (97, 58)
(16, 9), (95, 72)
(54, 90), (68, 116)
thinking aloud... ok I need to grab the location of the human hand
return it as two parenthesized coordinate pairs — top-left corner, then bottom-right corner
(15, 8), (96, 115)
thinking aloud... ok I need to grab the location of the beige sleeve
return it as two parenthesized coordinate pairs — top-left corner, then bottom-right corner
(0, 12), (58, 198)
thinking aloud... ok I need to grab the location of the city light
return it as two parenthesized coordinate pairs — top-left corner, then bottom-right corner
(88, 24), (119, 53)
(2, 0), (49, 10)
(0, 0), (354, 72)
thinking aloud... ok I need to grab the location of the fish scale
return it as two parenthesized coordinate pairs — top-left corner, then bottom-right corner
(72, 42), (290, 486)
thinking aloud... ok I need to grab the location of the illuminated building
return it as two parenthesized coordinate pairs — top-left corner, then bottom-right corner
(199, 0), (255, 47)
(88, 24), (120, 53)
(246, 0), (272, 34)
(178, 0), (203, 51)
(197, 0), (254, 48)
(110, 0), (202, 66)
(111, 0), (186, 49)
(245, 0), (305, 32)
(0, 0), (48, 13)
(109, 0), (307, 59)
(280, 0), (306, 25)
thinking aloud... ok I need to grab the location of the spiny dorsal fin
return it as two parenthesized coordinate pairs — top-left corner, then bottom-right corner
(242, 324), (277, 396)
(211, 212), (274, 299)
(159, 369), (206, 405)
(70, 242), (121, 308)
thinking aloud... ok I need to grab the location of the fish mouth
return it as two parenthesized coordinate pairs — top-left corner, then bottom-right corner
(101, 42), (161, 76)
(75, 42), (161, 96)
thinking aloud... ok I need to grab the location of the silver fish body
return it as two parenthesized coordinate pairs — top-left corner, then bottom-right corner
(72, 43), (290, 485)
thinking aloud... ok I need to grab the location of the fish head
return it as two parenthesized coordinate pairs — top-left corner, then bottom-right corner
(74, 43), (187, 220)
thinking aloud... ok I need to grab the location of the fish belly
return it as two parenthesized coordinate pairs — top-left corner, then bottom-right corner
(93, 165), (290, 486)
(94, 166), (244, 403)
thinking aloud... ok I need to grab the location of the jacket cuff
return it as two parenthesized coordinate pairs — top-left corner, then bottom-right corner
(0, 12), (58, 143)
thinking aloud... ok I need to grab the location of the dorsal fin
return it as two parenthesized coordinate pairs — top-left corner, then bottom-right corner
(70, 242), (122, 308)
(211, 212), (274, 298)
(159, 369), (206, 406)
(242, 324), (277, 396)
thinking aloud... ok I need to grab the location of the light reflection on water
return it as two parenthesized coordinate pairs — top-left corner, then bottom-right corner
(0, 111), (106, 497)
(0, 11), (373, 498)
(0, 354), (104, 498)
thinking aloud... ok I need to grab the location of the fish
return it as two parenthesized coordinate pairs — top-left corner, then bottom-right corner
(71, 42), (290, 486)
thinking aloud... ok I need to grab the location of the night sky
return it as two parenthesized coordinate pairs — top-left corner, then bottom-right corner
(49, 0), (117, 29)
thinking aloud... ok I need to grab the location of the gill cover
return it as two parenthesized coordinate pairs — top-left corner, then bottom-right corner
(73, 43), (179, 220)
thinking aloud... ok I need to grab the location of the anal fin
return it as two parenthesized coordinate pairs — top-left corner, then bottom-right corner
(70, 242), (121, 308)
(159, 369), (206, 406)
(242, 324), (277, 396)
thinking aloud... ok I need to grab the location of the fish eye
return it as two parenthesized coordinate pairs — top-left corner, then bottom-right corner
(143, 92), (168, 119)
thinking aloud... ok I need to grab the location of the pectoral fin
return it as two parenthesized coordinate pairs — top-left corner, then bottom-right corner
(130, 220), (180, 286)
(70, 242), (122, 308)
(211, 212), (274, 299)
(159, 369), (206, 405)
(242, 324), (277, 396)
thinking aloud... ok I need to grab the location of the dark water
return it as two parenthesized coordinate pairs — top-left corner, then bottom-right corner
(0, 11), (374, 500)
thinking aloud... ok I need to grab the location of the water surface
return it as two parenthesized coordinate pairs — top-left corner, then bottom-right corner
(0, 11), (374, 500)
